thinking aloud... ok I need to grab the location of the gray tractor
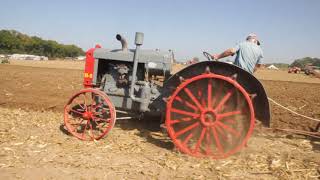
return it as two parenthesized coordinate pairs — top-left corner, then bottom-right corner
(64, 32), (270, 158)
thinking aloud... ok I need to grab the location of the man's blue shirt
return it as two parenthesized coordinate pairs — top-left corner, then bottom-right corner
(233, 41), (263, 74)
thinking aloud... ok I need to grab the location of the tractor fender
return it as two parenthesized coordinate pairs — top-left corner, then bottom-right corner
(162, 61), (270, 127)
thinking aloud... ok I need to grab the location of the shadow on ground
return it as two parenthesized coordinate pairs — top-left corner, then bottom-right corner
(59, 115), (175, 150)
(116, 115), (174, 150)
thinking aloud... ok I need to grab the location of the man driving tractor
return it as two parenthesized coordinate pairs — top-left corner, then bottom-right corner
(211, 33), (263, 74)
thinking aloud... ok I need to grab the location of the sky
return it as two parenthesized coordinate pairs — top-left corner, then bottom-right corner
(0, 0), (319, 63)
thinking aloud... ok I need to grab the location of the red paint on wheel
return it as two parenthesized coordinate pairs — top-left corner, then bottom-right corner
(64, 88), (116, 141)
(166, 73), (255, 159)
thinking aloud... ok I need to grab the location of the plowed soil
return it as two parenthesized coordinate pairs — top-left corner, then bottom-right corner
(0, 62), (319, 179)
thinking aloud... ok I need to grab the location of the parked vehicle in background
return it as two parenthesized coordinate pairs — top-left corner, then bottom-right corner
(304, 64), (320, 76)
(288, 66), (301, 73)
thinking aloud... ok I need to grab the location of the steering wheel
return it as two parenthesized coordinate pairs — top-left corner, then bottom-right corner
(203, 51), (214, 61)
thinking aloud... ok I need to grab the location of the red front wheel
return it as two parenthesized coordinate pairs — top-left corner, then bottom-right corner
(64, 89), (116, 141)
(166, 73), (255, 159)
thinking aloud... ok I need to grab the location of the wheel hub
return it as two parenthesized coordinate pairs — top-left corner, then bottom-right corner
(200, 109), (217, 127)
(82, 111), (92, 120)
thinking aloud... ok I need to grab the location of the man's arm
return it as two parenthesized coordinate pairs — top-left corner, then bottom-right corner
(212, 48), (236, 60)
(254, 54), (263, 73)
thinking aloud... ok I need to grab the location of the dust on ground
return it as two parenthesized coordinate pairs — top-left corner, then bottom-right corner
(0, 108), (319, 179)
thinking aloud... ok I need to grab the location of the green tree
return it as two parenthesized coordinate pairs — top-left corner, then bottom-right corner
(291, 57), (320, 68)
(0, 29), (85, 58)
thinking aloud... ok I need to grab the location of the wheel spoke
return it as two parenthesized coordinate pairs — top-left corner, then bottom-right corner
(174, 122), (200, 138)
(216, 121), (240, 137)
(94, 102), (104, 109)
(211, 126), (223, 153)
(170, 108), (200, 118)
(218, 110), (242, 119)
(215, 90), (233, 112)
(169, 117), (193, 125)
(208, 79), (212, 109)
(174, 96), (183, 102)
(223, 118), (236, 124)
(74, 99), (85, 110)
(201, 99), (206, 108)
(193, 128), (206, 154)
(181, 117), (192, 121)
(68, 109), (85, 116)
(211, 83), (223, 108)
(215, 124), (228, 141)
(184, 87), (204, 111)
(198, 88), (202, 98)
(92, 119), (105, 131)
(93, 108), (110, 117)
(92, 116), (111, 123)
(88, 122), (95, 140)
(82, 121), (89, 138)
(174, 96), (198, 111)
(90, 93), (98, 106)
(168, 120), (181, 125)
(82, 93), (89, 111)
(71, 119), (86, 132)
(186, 101), (198, 112)
(205, 130), (212, 155)
(182, 133), (193, 146)
(69, 119), (85, 126)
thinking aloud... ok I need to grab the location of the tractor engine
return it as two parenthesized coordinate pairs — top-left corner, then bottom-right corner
(83, 32), (173, 113)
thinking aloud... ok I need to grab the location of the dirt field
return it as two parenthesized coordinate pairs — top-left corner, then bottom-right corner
(9, 59), (84, 70)
(0, 61), (319, 179)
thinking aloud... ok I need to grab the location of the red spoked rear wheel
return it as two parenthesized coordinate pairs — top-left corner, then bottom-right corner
(64, 89), (116, 141)
(166, 73), (255, 159)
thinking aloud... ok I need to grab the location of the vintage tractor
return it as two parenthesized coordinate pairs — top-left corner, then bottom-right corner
(288, 66), (301, 73)
(304, 64), (320, 76)
(64, 32), (270, 159)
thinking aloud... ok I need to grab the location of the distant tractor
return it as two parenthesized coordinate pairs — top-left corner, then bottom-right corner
(288, 66), (301, 73)
(304, 64), (320, 76)
(64, 32), (270, 159)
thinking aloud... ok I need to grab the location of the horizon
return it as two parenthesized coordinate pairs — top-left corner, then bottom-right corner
(0, 0), (319, 63)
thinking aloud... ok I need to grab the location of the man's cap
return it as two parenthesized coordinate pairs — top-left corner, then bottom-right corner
(246, 33), (261, 45)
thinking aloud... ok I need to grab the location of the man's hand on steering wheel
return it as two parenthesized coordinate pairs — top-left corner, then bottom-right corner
(203, 51), (218, 61)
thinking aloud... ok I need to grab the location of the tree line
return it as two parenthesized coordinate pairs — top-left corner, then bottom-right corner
(290, 57), (320, 68)
(0, 30), (84, 58)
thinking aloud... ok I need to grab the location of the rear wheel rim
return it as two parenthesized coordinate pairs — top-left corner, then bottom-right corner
(166, 73), (255, 158)
(64, 89), (116, 141)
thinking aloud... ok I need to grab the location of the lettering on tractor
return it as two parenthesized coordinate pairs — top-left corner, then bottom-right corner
(64, 32), (270, 159)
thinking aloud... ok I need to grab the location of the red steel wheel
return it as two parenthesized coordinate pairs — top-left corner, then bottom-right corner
(64, 88), (116, 141)
(166, 73), (255, 159)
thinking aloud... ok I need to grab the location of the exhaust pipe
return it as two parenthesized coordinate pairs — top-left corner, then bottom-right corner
(116, 34), (128, 51)
(129, 32), (145, 103)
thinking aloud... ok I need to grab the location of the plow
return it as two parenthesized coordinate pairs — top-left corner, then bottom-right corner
(64, 32), (271, 159)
